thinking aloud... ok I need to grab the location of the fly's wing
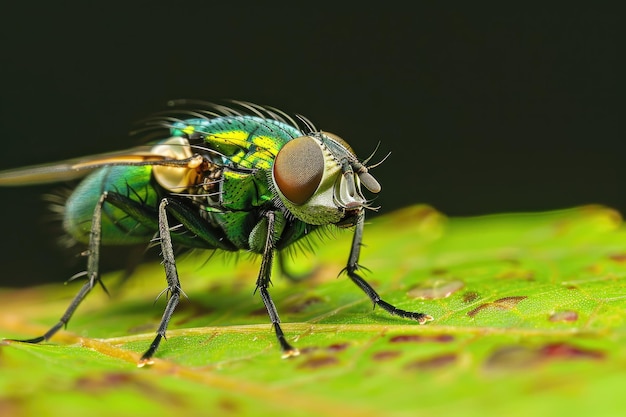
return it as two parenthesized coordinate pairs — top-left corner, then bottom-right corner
(0, 146), (167, 186)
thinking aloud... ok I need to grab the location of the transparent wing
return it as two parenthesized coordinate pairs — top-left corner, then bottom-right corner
(0, 146), (167, 186)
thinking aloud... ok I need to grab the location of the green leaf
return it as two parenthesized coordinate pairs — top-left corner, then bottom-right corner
(2, 205), (626, 417)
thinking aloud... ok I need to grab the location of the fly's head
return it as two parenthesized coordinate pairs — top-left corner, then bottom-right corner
(271, 132), (382, 227)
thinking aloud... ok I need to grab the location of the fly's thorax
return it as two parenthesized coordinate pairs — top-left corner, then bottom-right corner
(271, 132), (381, 227)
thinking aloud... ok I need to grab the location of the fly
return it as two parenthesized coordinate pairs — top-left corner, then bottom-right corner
(0, 100), (432, 365)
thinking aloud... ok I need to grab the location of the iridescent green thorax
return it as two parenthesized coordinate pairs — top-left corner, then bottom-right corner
(167, 115), (315, 251)
(171, 116), (302, 169)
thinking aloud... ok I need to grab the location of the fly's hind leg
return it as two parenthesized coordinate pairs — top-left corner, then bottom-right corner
(7, 192), (111, 344)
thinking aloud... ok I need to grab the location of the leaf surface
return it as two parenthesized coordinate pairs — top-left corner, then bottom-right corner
(1, 205), (625, 417)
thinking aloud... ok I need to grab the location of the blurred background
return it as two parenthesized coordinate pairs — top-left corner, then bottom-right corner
(0, 4), (622, 286)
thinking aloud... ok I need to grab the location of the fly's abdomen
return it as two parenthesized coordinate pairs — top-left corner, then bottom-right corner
(63, 166), (160, 245)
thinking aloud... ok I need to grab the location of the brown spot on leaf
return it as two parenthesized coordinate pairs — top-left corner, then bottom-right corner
(298, 355), (339, 369)
(485, 342), (604, 370)
(497, 296), (528, 307)
(298, 346), (317, 355)
(217, 397), (240, 413)
(76, 372), (134, 391)
(405, 353), (457, 370)
(540, 343), (604, 360)
(608, 253), (626, 263)
(548, 310), (579, 322)
(467, 296), (527, 318)
(462, 291), (480, 303)
(327, 343), (350, 352)
(390, 334), (454, 343)
(285, 295), (324, 314)
(299, 342), (351, 355)
(408, 279), (465, 300)
(75, 373), (186, 406)
(372, 350), (402, 361)
(173, 302), (216, 325)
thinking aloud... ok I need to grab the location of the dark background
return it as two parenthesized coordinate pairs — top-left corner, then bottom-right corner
(0, 4), (622, 286)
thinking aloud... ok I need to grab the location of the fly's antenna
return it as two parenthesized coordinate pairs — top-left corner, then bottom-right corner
(362, 142), (391, 170)
(367, 152), (391, 170)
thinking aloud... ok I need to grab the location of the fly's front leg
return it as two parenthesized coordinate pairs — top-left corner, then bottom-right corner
(8, 192), (109, 344)
(345, 214), (433, 324)
(138, 198), (183, 366)
(256, 211), (299, 358)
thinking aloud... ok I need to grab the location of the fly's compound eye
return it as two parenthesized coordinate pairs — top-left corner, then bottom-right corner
(273, 136), (324, 205)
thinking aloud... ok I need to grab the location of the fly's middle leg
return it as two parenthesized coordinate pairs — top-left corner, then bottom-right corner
(137, 197), (235, 364)
(138, 198), (182, 366)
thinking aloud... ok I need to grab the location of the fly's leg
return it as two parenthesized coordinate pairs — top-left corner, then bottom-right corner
(137, 198), (235, 365)
(256, 211), (299, 358)
(8, 192), (109, 344)
(345, 214), (433, 324)
(138, 199), (181, 366)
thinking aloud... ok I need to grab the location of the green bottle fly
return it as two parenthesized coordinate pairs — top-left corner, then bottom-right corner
(0, 100), (432, 364)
